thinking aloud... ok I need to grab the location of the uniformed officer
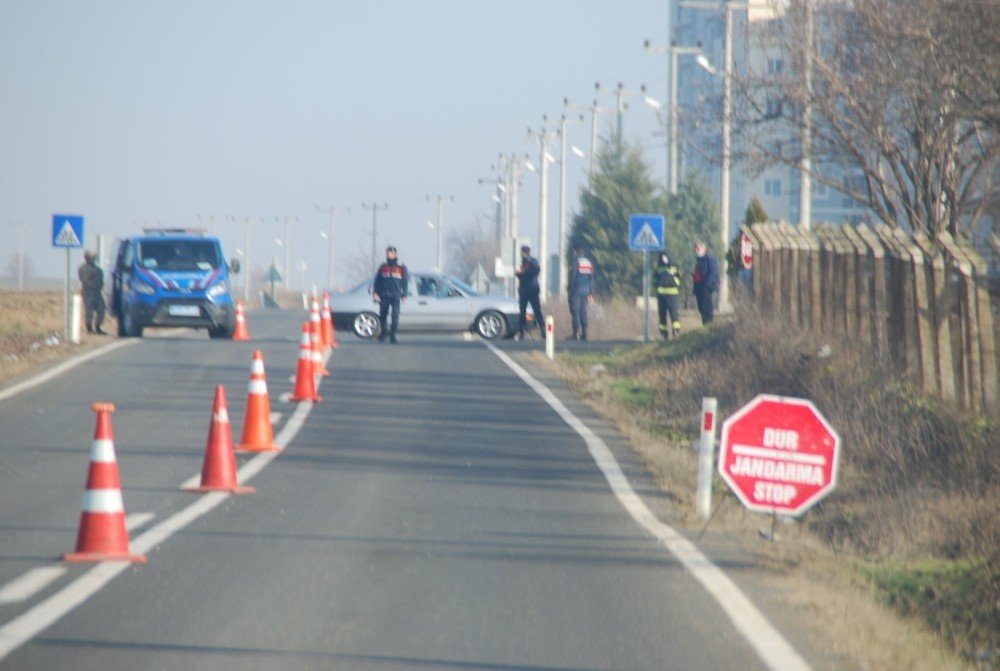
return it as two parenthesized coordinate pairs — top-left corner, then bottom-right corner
(514, 245), (545, 341)
(566, 244), (594, 340)
(372, 245), (409, 343)
(653, 251), (682, 340)
(78, 250), (107, 335)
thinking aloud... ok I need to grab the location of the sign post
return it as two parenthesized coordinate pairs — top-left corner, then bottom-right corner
(718, 394), (840, 518)
(628, 214), (665, 343)
(52, 215), (85, 342)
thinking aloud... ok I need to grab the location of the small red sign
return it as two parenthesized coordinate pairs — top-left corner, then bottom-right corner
(740, 232), (753, 270)
(719, 395), (839, 516)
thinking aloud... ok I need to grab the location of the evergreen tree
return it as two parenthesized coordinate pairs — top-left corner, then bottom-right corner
(664, 174), (722, 280)
(568, 139), (665, 298)
(743, 196), (769, 227)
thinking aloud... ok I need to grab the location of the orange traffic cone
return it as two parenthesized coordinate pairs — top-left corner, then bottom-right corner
(321, 291), (338, 349)
(310, 305), (330, 376)
(186, 385), (255, 494)
(236, 350), (280, 452)
(232, 300), (250, 341)
(290, 323), (322, 402)
(64, 403), (147, 563)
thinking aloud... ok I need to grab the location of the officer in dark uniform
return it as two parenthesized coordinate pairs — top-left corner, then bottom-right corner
(566, 244), (594, 340)
(372, 245), (409, 343)
(514, 245), (545, 341)
(78, 250), (107, 335)
(654, 251), (682, 340)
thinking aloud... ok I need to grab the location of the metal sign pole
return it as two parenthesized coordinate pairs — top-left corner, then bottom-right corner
(64, 249), (71, 342)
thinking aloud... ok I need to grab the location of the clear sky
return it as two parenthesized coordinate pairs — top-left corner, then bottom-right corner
(1, 0), (673, 288)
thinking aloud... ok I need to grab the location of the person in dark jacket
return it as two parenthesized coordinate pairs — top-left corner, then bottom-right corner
(372, 245), (409, 343)
(692, 242), (720, 324)
(78, 250), (107, 335)
(566, 244), (594, 340)
(653, 251), (682, 340)
(514, 245), (545, 341)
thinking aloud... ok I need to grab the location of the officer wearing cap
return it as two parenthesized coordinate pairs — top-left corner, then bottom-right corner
(514, 244), (545, 341)
(566, 243), (594, 340)
(372, 245), (409, 343)
(78, 250), (107, 335)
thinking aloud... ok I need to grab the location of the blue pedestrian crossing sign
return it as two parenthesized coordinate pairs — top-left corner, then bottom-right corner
(52, 214), (85, 249)
(628, 213), (664, 251)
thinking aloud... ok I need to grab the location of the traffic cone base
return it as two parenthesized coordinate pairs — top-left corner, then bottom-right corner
(186, 385), (256, 494)
(65, 403), (146, 564)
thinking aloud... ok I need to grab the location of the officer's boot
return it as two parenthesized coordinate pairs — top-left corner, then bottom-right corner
(566, 329), (578, 341)
(580, 329), (587, 341)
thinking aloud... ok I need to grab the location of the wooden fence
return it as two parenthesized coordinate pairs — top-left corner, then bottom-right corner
(740, 221), (999, 412)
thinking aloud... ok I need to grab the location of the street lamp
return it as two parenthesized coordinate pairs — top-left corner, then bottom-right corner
(316, 205), (348, 289)
(528, 122), (558, 303)
(645, 39), (705, 194)
(557, 113), (585, 297)
(426, 195), (453, 273)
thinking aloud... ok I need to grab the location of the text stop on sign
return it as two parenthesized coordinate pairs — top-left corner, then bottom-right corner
(718, 394), (840, 516)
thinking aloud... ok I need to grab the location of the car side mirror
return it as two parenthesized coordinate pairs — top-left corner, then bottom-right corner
(229, 257), (241, 275)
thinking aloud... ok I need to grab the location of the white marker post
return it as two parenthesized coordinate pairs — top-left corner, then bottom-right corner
(545, 316), (555, 360)
(697, 397), (718, 519)
(70, 295), (82, 344)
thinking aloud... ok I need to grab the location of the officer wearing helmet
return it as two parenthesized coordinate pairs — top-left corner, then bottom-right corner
(653, 251), (682, 340)
(78, 250), (107, 335)
(372, 245), (409, 343)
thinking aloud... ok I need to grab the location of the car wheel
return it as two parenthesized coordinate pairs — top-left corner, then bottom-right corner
(121, 309), (143, 338)
(353, 312), (380, 339)
(209, 324), (234, 339)
(475, 310), (506, 340)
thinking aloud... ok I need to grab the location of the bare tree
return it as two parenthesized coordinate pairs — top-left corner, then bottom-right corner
(730, 0), (1000, 239)
(446, 214), (498, 280)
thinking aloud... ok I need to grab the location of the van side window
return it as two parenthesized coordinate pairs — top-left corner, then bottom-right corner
(121, 242), (134, 270)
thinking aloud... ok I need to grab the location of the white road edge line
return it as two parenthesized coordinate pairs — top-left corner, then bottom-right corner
(0, 355), (325, 661)
(485, 343), (813, 671)
(0, 568), (68, 606)
(0, 340), (137, 404)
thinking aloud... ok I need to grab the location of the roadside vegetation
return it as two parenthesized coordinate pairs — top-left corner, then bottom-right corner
(546, 302), (998, 669)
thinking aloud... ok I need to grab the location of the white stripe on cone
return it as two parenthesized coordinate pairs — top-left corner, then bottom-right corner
(81, 489), (125, 513)
(89, 439), (116, 463)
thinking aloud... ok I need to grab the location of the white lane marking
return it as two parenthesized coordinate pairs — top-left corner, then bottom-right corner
(485, 343), (813, 671)
(0, 340), (137, 404)
(0, 354), (326, 661)
(124, 512), (155, 532)
(270, 412), (282, 425)
(278, 392), (292, 402)
(462, 332), (474, 342)
(0, 568), (67, 606)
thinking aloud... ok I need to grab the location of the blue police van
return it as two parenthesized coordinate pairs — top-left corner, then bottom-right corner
(110, 229), (240, 339)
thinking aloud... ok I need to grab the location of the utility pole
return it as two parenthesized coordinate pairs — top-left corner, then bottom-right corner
(426, 195), (453, 273)
(361, 202), (388, 270)
(557, 113), (585, 296)
(799, 0), (813, 230)
(316, 205), (348, 288)
(9, 222), (29, 290)
(564, 97), (601, 189)
(595, 81), (648, 151)
(274, 216), (297, 290)
(529, 123), (558, 303)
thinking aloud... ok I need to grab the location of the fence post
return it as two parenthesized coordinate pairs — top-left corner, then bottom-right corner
(893, 229), (938, 396)
(697, 397), (718, 520)
(913, 232), (956, 403)
(856, 225), (889, 357)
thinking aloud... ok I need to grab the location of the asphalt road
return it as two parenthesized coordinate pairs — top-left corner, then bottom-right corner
(0, 309), (801, 670)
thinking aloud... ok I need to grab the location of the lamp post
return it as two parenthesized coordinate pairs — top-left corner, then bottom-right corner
(528, 123), (558, 303)
(645, 39), (705, 194)
(557, 113), (585, 296)
(564, 97), (601, 189)
(799, 0), (813, 230)
(426, 195), (453, 273)
(595, 81), (649, 149)
(361, 202), (388, 270)
(315, 205), (348, 288)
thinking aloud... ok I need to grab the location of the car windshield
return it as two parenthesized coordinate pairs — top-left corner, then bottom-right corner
(137, 240), (221, 271)
(445, 277), (479, 296)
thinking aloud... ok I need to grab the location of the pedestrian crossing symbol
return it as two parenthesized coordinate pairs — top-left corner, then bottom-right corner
(52, 215), (85, 249)
(628, 214), (664, 251)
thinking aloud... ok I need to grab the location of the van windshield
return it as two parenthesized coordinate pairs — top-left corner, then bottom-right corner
(137, 240), (221, 271)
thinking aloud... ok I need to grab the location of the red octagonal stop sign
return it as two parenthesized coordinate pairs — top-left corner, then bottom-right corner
(719, 395), (840, 516)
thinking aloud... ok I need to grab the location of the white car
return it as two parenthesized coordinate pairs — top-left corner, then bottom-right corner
(329, 272), (522, 340)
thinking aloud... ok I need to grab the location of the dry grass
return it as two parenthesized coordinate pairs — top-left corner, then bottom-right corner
(542, 300), (998, 670)
(0, 290), (106, 386)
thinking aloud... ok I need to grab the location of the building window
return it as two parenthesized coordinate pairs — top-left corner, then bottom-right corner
(765, 179), (782, 197)
(766, 58), (784, 74)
